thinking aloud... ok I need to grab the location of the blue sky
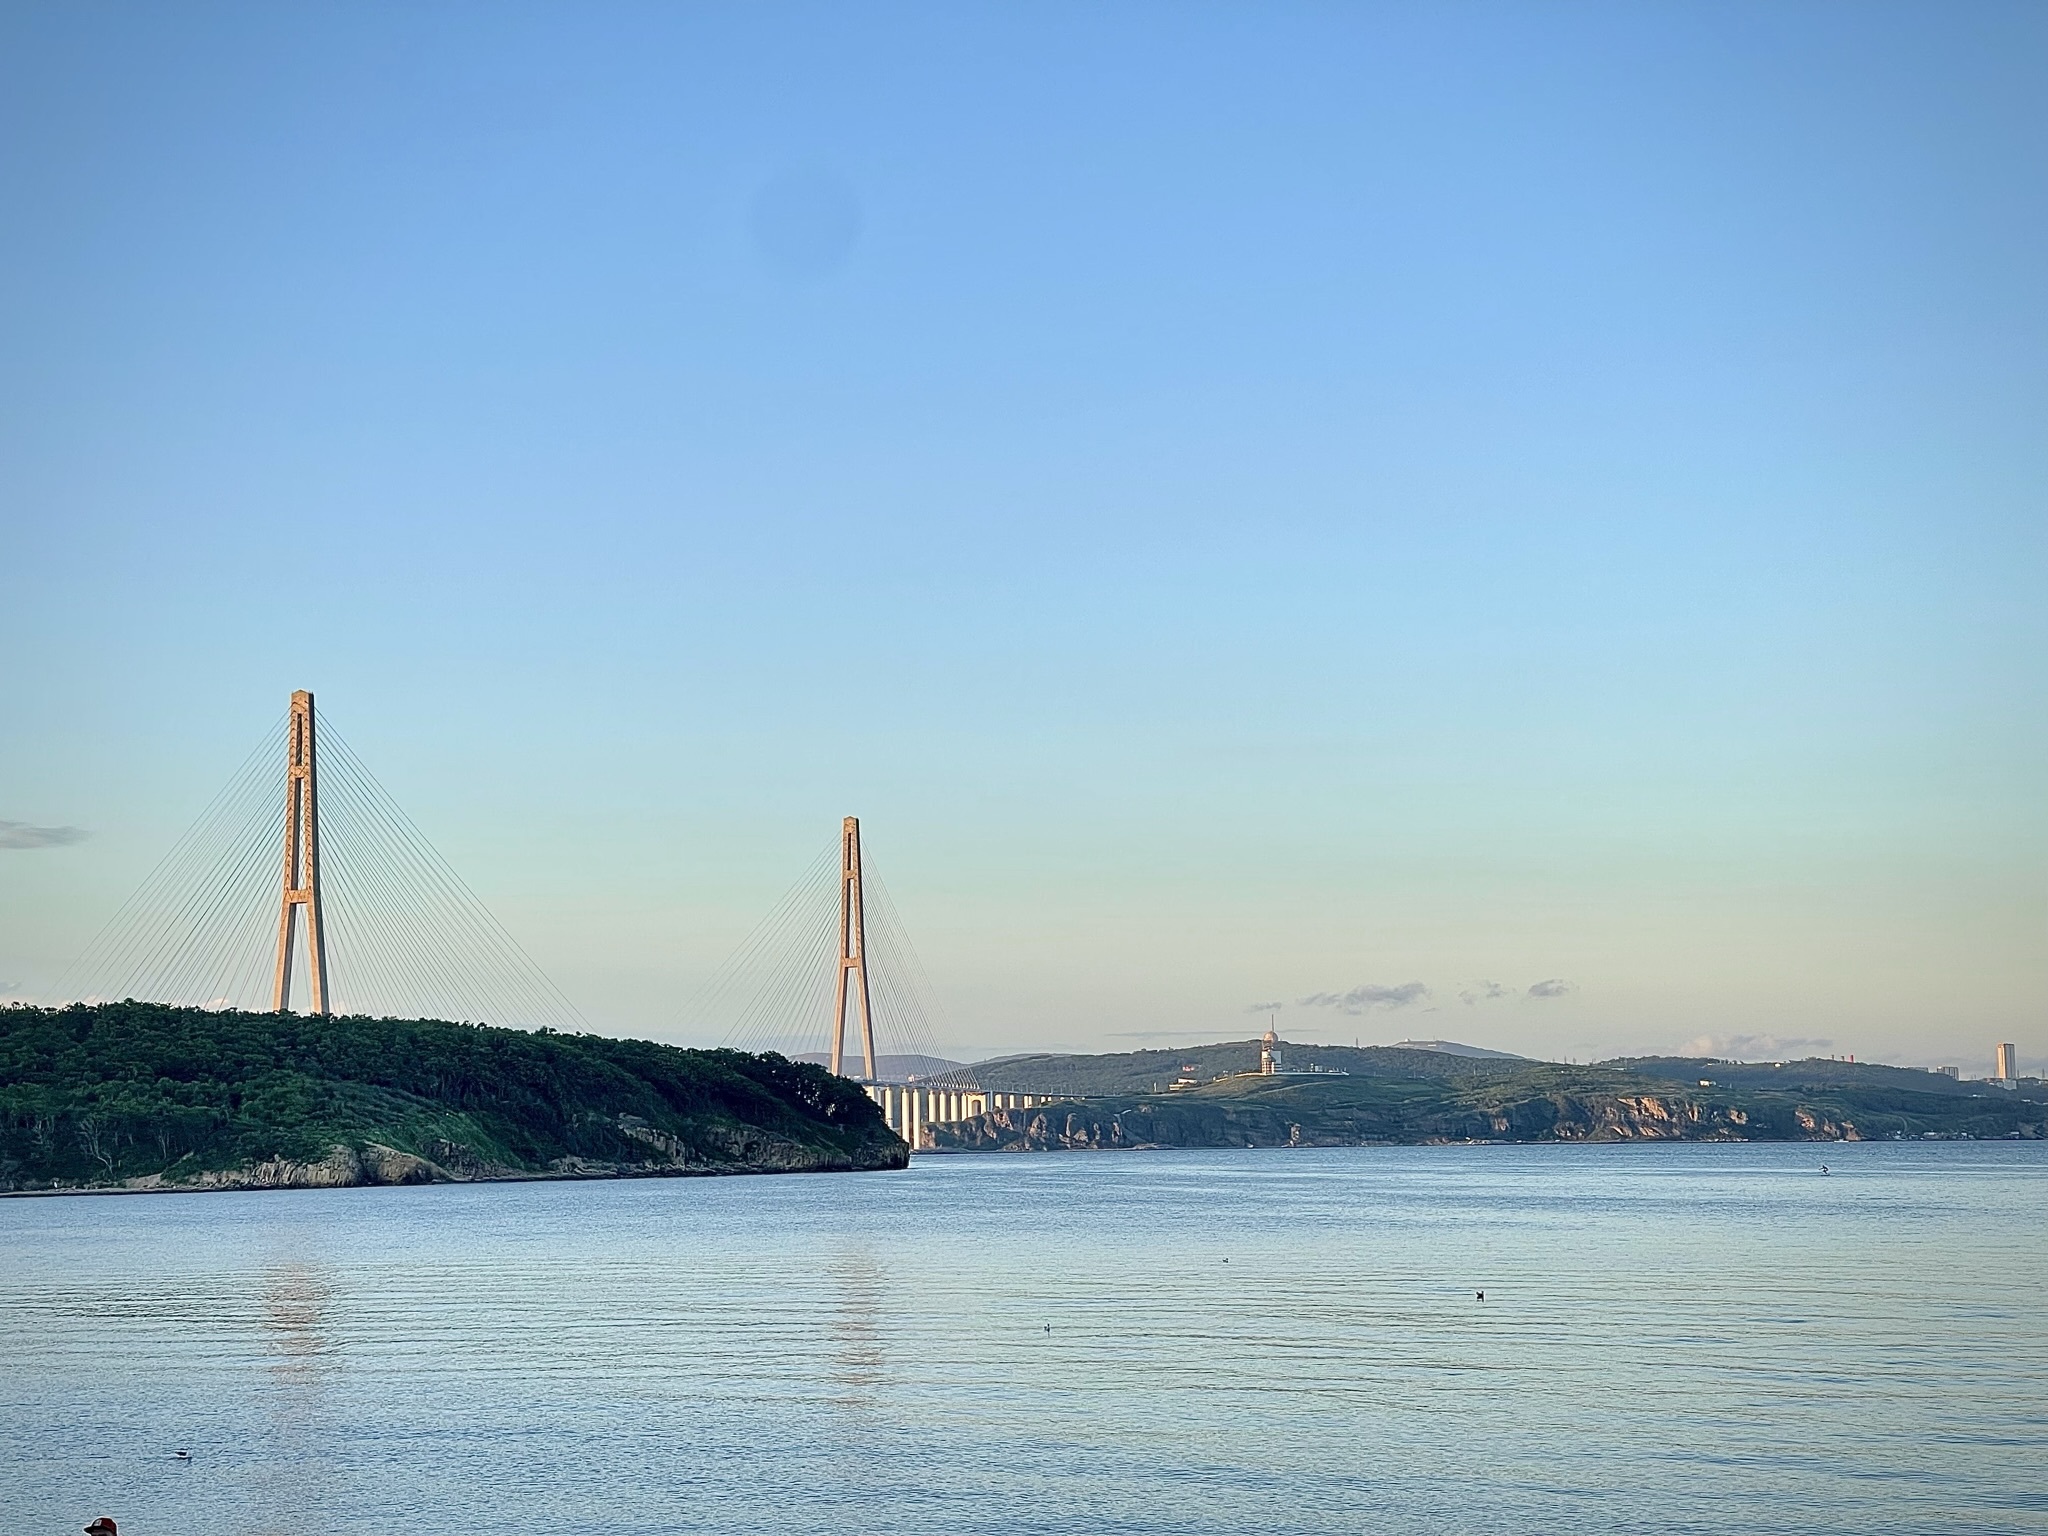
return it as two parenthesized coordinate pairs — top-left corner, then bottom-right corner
(3, 1), (2043, 1071)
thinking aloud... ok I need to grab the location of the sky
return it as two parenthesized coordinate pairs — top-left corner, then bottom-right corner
(2, 1), (2044, 1073)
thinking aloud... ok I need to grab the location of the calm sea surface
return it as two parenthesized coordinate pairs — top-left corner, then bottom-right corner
(4, 1143), (2045, 1536)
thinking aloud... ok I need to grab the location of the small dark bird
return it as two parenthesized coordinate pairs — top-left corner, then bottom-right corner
(174, 1449), (191, 1461)
(1043, 1323), (1052, 1333)
(1820, 1165), (1830, 1175)
(1476, 1291), (1485, 1300)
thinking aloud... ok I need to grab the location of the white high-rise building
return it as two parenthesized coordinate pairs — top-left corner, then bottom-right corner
(1994, 1043), (2018, 1081)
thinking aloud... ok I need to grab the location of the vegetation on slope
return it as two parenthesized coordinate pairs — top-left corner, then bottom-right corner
(972, 1040), (1532, 1097)
(940, 1042), (2047, 1149)
(0, 1002), (907, 1192)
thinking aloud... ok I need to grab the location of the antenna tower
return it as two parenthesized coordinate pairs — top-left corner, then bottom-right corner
(270, 689), (330, 1014)
(829, 815), (877, 1080)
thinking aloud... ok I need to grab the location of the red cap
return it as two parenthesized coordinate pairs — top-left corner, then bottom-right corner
(86, 1521), (118, 1536)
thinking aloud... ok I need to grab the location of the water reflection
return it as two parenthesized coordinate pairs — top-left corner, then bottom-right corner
(254, 1262), (338, 1534)
(826, 1248), (884, 1415)
(261, 1263), (334, 1389)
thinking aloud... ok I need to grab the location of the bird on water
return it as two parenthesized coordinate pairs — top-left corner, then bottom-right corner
(86, 1519), (117, 1536)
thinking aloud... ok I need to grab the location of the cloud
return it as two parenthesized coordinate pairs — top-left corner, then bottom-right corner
(0, 820), (88, 849)
(1297, 982), (1429, 1014)
(1459, 981), (1510, 1006)
(1243, 1000), (1284, 1014)
(1681, 1033), (1833, 1061)
(1526, 979), (1575, 999)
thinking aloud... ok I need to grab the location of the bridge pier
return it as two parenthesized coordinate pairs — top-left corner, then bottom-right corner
(864, 1084), (1048, 1148)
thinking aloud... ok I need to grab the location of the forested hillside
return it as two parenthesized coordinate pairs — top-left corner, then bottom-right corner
(0, 1002), (907, 1192)
(943, 1042), (2046, 1150)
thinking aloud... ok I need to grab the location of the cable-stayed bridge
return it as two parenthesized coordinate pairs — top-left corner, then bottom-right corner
(693, 815), (1053, 1144)
(48, 691), (1040, 1147)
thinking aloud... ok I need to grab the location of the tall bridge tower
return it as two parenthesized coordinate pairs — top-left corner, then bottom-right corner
(270, 688), (330, 1014)
(829, 815), (878, 1081)
(52, 686), (583, 1029)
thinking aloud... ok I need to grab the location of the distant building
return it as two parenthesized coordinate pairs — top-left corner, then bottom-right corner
(1995, 1043), (2018, 1081)
(1932, 1065), (1959, 1078)
(1261, 1027), (1280, 1076)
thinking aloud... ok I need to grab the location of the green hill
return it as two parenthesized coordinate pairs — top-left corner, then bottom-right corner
(940, 1040), (2046, 1149)
(0, 1002), (907, 1193)
(970, 1039), (1529, 1098)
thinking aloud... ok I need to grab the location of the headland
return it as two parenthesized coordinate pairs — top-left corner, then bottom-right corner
(0, 1002), (908, 1194)
(934, 1040), (2048, 1150)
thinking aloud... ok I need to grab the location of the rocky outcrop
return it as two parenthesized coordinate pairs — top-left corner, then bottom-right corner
(1794, 1107), (1860, 1140)
(93, 1141), (457, 1193)
(1500, 1093), (1758, 1141)
(13, 1110), (908, 1195)
(926, 1087), (1868, 1153)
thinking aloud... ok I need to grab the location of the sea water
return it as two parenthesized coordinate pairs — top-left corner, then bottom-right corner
(3, 1142), (2044, 1536)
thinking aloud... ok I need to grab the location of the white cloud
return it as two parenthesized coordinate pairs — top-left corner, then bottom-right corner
(1298, 982), (1429, 1013)
(0, 820), (89, 849)
(1680, 1033), (1833, 1061)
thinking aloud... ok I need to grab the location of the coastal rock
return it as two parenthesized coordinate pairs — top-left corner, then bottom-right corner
(359, 1142), (454, 1185)
(925, 1085), (1882, 1153)
(1795, 1108), (1860, 1140)
(184, 1143), (370, 1190)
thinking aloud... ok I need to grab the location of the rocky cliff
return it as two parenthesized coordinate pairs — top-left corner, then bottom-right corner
(925, 1064), (2034, 1152)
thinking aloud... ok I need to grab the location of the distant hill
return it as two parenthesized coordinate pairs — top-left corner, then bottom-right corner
(931, 1039), (2047, 1150)
(968, 1039), (1530, 1098)
(1389, 1039), (1525, 1060)
(1, 1002), (907, 1194)
(1600, 1056), (2029, 1100)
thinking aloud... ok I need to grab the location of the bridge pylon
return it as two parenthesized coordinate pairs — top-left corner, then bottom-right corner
(829, 816), (877, 1081)
(270, 689), (331, 1014)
